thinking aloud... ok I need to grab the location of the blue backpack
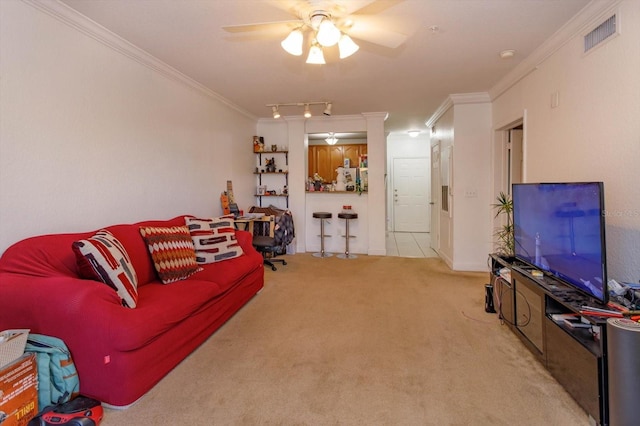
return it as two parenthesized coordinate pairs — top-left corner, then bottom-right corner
(25, 334), (80, 412)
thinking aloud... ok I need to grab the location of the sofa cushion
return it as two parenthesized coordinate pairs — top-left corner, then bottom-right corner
(139, 226), (201, 284)
(185, 216), (244, 264)
(105, 216), (188, 286)
(72, 230), (139, 308)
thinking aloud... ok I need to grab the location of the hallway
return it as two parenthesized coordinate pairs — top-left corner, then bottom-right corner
(385, 232), (439, 258)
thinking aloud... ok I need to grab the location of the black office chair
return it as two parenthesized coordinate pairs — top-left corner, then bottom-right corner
(250, 215), (287, 271)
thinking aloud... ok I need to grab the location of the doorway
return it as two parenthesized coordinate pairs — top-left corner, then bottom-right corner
(430, 143), (440, 252)
(507, 126), (523, 194)
(392, 157), (430, 232)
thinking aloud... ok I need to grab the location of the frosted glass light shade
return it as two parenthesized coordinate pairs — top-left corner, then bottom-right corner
(281, 29), (303, 56)
(316, 19), (341, 47)
(338, 34), (359, 58)
(306, 44), (326, 64)
(325, 133), (338, 145)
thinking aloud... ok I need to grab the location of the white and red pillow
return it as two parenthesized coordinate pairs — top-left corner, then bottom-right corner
(73, 230), (139, 308)
(185, 216), (244, 264)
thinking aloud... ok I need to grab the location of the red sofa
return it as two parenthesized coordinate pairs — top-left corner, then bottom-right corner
(0, 216), (264, 407)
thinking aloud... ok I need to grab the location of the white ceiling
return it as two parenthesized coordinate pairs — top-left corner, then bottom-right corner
(59, 0), (590, 133)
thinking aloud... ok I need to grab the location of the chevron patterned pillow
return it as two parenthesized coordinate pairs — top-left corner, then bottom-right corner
(139, 225), (201, 284)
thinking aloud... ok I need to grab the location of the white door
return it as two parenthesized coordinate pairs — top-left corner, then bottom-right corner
(430, 144), (440, 251)
(393, 158), (430, 232)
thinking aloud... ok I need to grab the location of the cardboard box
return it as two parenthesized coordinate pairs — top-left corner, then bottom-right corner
(0, 353), (38, 426)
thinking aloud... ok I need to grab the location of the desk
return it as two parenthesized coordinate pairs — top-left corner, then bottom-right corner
(234, 218), (253, 231)
(234, 215), (265, 231)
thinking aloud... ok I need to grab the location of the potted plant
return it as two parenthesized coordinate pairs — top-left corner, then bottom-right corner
(493, 191), (514, 258)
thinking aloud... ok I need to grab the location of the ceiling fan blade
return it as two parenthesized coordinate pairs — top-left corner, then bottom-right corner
(344, 0), (404, 15)
(222, 20), (303, 33)
(347, 17), (407, 49)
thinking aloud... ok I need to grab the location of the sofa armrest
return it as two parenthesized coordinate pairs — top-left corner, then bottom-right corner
(0, 272), (122, 337)
(235, 230), (258, 254)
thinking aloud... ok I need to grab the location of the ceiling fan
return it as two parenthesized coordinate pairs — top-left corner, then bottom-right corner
(222, 0), (408, 64)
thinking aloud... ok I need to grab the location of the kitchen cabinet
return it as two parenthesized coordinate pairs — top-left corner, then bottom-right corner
(308, 144), (367, 183)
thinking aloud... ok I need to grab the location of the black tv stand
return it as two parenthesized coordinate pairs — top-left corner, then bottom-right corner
(489, 254), (608, 425)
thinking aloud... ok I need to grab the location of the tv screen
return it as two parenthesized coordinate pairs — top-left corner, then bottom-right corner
(512, 182), (607, 303)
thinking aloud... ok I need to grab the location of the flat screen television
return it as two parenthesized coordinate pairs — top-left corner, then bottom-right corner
(512, 182), (607, 303)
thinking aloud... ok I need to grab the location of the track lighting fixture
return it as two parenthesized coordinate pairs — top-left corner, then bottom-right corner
(265, 101), (334, 119)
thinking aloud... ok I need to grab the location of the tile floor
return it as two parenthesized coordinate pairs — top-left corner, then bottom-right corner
(385, 232), (439, 258)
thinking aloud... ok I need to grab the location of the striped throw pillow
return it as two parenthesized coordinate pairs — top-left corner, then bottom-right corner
(73, 230), (139, 308)
(139, 225), (201, 284)
(185, 216), (244, 264)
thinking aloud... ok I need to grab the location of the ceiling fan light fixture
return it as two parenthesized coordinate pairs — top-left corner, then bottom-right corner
(306, 42), (325, 64)
(316, 18), (341, 47)
(281, 28), (304, 56)
(303, 104), (312, 118)
(325, 132), (338, 145)
(272, 106), (281, 119)
(338, 34), (359, 59)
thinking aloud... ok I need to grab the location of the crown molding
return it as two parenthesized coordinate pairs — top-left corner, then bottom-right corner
(489, 0), (622, 101)
(425, 97), (453, 129)
(22, 0), (256, 120)
(425, 93), (489, 128)
(449, 92), (491, 105)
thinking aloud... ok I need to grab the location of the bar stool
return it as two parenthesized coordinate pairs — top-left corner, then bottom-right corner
(337, 212), (358, 259)
(312, 212), (332, 258)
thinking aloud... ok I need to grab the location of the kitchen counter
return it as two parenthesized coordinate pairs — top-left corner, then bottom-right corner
(305, 192), (368, 255)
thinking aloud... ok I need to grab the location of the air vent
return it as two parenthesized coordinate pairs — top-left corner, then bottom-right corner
(584, 14), (616, 53)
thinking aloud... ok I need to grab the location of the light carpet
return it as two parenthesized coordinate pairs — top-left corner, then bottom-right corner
(100, 254), (589, 425)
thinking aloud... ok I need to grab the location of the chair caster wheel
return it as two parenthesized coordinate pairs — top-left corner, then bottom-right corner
(282, 260), (287, 265)
(271, 266), (277, 271)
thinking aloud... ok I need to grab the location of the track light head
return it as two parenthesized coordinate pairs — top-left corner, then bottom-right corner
(323, 103), (332, 116)
(272, 106), (281, 119)
(303, 104), (312, 118)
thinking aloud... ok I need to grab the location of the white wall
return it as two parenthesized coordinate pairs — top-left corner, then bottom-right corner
(491, 0), (640, 282)
(430, 98), (493, 271)
(452, 101), (493, 270)
(0, 0), (257, 254)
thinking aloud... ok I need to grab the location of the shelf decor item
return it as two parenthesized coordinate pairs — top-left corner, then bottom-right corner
(253, 136), (264, 152)
(265, 158), (276, 173)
